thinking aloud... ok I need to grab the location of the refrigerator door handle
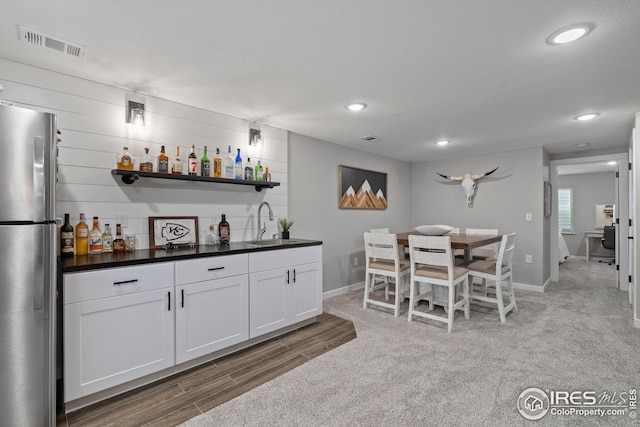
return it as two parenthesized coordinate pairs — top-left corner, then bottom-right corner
(32, 136), (45, 222)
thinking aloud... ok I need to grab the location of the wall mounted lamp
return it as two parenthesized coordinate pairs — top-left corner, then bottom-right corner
(249, 128), (262, 146)
(126, 100), (145, 126)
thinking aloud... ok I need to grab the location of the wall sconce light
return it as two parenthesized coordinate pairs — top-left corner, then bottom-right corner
(126, 100), (145, 126)
(249, 128), (262, 146)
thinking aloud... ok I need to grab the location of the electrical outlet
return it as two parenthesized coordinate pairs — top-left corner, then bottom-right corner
(525, 254), (532, 263)
(354, 257), (359, 267)
(116, 212), (128, 228)
(525, 212), (532, 221)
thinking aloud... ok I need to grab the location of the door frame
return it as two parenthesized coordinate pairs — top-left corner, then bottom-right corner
(550, 152), (629, 290)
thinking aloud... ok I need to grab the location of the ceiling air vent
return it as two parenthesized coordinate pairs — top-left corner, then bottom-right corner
(17, 25), (87, 59)
(359, 135), (381, 142)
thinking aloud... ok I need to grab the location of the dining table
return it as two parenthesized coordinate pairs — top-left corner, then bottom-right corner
(396, 231), (503, 262)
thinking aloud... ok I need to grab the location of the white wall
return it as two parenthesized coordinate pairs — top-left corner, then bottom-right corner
(411, 146), (546, 288)
(0, 58), (287, 247)
(288, 133), (412, 294)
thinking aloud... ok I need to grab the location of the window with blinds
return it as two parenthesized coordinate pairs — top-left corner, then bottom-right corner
(558, 187), (573, 233)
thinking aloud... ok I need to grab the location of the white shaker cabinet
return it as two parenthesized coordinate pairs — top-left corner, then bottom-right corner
(174, 254), (249, 364)
(249, 246), (322, 338)
(63, 263), (175, 402)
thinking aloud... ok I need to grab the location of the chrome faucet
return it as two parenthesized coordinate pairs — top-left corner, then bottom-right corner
(257, 201), (274, 240)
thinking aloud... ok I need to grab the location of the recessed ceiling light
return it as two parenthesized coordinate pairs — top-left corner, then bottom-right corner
(608, 161), (617, 166)
(574, 113), (599, 121)
(547, 23), (593, 45)
(345, 102), (367, 112)
(575, 143), (590, 148)
(436, 140), (450, 146)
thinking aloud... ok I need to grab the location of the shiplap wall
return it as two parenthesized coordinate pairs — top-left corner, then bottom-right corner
(0, 58), (288, 248)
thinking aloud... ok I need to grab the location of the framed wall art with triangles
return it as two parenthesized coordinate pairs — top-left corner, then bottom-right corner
(338, 165), (387, 210)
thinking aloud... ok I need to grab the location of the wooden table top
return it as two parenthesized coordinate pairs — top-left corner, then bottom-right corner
(396, 231), (502, 249)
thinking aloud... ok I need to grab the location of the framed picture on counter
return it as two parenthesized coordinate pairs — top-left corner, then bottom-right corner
(339, 165), (387, 210)
(148, 216), (199, 249)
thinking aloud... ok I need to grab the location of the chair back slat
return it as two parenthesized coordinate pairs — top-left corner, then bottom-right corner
(408, 235), (453, 268)
(364, 232), (399, 264)
(496, 233), (517, 273)
(466, 227), (499, 258)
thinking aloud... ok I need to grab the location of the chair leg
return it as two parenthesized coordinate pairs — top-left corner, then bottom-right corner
(407, 278), (416, 322)
(363, 272), (371, 309)
(393, 274), (401, 318)
(508, 276), (517, 313)
(447, 284), (455, 333)
(495, 279), (506, 323)
(463, 277), (470, 320)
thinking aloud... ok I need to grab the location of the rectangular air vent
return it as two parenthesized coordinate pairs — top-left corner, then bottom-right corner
(359, 135), (381, 142)
(17, 25), (87, 58)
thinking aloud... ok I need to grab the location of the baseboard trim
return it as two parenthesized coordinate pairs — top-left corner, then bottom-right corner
(323, 281), (364, 300)
(635, 317), (640, 329)
(513, 281), (545, 293)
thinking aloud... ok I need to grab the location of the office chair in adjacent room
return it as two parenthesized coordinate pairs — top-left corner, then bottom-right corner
(599, 225), (616, 265)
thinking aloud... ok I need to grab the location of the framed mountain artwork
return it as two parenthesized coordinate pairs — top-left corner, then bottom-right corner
(339, 165), (387, 210)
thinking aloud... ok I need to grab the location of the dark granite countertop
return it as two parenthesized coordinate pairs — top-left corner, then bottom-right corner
(58, 239), (322, 273)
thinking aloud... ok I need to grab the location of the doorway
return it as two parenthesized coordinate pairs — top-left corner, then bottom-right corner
(550, 153), (629, 289)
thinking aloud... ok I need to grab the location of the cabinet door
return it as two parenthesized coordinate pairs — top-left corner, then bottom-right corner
(249, 267), (289, 338)
(64, 288), (174, 401)
(290, 262), (323, 323)
(175, 275), (249, 364)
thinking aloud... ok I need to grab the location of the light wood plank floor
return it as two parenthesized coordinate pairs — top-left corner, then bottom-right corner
(57, 313), (356, 427)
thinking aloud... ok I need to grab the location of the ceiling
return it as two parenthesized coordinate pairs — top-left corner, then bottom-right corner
(1, 1), (639, 164)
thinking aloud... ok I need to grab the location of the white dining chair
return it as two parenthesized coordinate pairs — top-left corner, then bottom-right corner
(363, 232), (411, 317)
(407, 234), (470, 332)
(465, 228), (499, 260)
(368, 227), (393, 298)
(465, 233), (517, 323)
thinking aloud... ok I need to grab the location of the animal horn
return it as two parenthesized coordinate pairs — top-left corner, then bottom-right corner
(437, 172), (464, 181)
(470, 167), (498, 180)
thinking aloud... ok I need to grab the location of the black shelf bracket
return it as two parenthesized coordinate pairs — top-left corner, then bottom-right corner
(111, 169), (280, 192)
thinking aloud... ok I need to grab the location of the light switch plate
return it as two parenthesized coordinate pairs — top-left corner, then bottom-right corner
(116, 212), (128, 228)
(525, 254), (532, 263)
(525, 212), (532, 221)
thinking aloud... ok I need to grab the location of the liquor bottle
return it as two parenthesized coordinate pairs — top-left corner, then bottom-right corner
(263, 167), (272, 182)
(218, 214), (230, 245)
(255, 160), (264, 182)
(205, 223), (218, 245)
(234, 148), (243, 180)
(224, 145), (234, 179)
(139, 147), (153, 172)
(172, 146), (183, 175)
(88, 216), (103, 254)
(213, 148), (222, 178)
(102, 224), (113, 253)
(113, 224), (125, 253)
(244, 157), (254, 180)
(117, 146), (135, 170)
(61, 213), (74, 257)
(158, 145), (169, 174)
(201, 145), (211, 177)
(188, 144), (198, 175)
(75, 213), (89, 255)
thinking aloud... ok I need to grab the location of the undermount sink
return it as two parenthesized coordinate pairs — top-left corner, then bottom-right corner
(242, 238), (304, 247)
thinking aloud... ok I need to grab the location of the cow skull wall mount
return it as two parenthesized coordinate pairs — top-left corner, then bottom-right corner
(437, 167), (498, 207)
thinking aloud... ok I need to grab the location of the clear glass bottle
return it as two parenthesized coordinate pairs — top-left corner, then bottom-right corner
(113, 224), (125, 253)
(188, 144), (198, 175)
(244, 157), (254, 180)
(263, 166), (272, 182)
(172, 146), (183, 175)
(234, 148), (243, 180)
(102, 223), (113, 253)
(255, 160), (264, 182)
(224, 145), (234, 179)
(218, 214), (230, 245)
(201, 146), (211, 177)
(75, 213), (89, 255)
(213, 147), (222, 178)
(61, 213), (74, 257)
(158, 145), (169, 174)
(117, 146), (135, 170)
(88, 216), (103, 254)
(205, 223), (219, 245)
(139, 147), (153, 172)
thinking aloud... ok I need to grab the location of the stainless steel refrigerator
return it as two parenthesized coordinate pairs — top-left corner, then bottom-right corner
(0, 103), (57, 426)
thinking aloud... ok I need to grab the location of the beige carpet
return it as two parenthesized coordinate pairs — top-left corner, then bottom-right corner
(181, 260), (640, 426)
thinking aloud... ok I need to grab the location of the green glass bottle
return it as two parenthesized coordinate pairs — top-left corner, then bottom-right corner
(201, 145), (211, 177)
